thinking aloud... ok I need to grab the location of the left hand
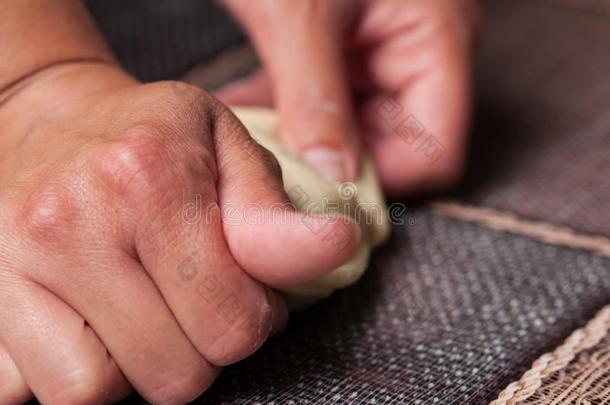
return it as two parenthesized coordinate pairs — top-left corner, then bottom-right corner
(219, 0), (481, 195)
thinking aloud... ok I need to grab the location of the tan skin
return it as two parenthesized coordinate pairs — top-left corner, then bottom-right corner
(220, 0), (480, 193)
(0, 1), (478, 403)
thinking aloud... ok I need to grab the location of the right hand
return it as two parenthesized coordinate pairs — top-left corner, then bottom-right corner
(220, 0), (480, 194)
(0, 62), (359, 404)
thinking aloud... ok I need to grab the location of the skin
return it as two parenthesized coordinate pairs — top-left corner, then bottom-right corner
(220, 0), (481, 194)
(0, 0), (478, 403)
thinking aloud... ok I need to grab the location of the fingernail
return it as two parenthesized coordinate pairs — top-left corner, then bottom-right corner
(302, 147), (346, 183)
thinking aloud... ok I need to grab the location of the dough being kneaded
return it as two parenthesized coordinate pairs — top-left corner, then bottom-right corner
(231, 107), (391, 309)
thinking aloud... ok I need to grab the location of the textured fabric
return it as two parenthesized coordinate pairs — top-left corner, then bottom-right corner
(542, 0), (610, 14)
(85, 0), (244, 82)
(459, 0), (610, 237)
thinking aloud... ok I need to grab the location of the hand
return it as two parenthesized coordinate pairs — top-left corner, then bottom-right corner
(0, 63), (359, 404)
(219, 0), (480, 195)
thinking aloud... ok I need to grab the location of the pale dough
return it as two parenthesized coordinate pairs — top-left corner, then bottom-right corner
(231, 107), (391, 309)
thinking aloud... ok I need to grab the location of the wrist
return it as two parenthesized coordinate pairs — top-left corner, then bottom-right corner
(0, 58), (124, 108)
(0, 0), (116, 95)
(0, 62), (138, 163)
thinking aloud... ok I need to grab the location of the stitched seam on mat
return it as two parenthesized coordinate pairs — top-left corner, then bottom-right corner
(431, 200), (610, 258)
(431, 201), (610, 403)
(488, 305), (610, 404)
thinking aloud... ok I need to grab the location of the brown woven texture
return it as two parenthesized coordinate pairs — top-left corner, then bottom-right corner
(84, 0), (245, 82)
(542, 0), (610, 14)
(458, 0), (610, 237)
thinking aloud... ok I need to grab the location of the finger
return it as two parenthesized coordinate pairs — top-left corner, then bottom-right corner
(137, 197), (287, 366)
(362, 66), (470, 197)
(94, 121), (289, 368)
(134, 181), (289, 366)
(0, 278), (130, 405)
(32, 252), (219, 404)
(13, 163), (220, 403)
(0, 343), (32, 405)
(367, 42), (471, 194)
(356, 0), (475, 194)
(224, 1), (361, 182)
(266, 286), (290, 336)
(214, 69), (274, 107)
(213, 107), (361, 286)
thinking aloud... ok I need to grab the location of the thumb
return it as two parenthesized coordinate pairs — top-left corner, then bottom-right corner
(211, 105), (361, 287)
(223, 0), (361, 182)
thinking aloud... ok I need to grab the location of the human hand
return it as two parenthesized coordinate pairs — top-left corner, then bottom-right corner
(219, 0), (480, 195)
(0, 63), (359, 404)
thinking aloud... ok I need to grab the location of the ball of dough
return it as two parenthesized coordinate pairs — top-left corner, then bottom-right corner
(231, 107), (390, 309)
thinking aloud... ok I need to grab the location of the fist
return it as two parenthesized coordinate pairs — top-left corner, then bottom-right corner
(0, 63), (359, 404)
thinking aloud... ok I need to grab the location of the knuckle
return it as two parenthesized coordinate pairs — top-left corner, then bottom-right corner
(17, 179), (80, 245)
(89, 127), (172, 201)
(46, 372), (112, 405)
(168, 81), (215, 109)
(146, 366), (213, 405)
(152, 81), (218, 129)
(207, 299), (274, 366)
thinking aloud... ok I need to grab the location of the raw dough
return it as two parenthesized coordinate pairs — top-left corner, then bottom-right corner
(231, 107), (391, 309)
